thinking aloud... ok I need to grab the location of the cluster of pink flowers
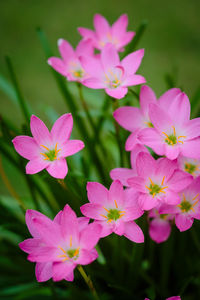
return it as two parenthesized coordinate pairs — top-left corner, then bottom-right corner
(12, 14), (200, 298)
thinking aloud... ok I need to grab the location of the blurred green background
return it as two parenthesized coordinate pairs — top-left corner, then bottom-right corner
(0, 1), (200, 299)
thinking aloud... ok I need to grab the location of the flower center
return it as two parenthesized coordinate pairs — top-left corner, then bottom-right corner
(73, 69), (84, 78)
(144, 121), (154, 128)
(40, 143), (60, 161)
(177, 193), (199, 213)
(162, 126), (186, 146)
(184, 163), (198, 175)
(160, 214), (168, 220)
(58, 236), (80, 262)
(104, 69), (122, 89)
(145, 176), (168, 198)
(100, 200), (125, 223)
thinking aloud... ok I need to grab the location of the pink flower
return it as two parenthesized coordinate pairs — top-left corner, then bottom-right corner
(48, 39), (93, 82)
(160, 177), (200, 232)
(148, 208), (173, 243)
(78, 14), (135, 51)
(110, 144), (149, 187)
(127, 152), (193, 211)
(19, 205), (101, 282)
(138, 92), (200, 160)
(113, 85), (182, 151)
(145, 297), (181, 300)
(80, 43), (145, 99)
(80, 180), (144, 243)
(178, 155), (200, 177)
(12, 114), (84, 179)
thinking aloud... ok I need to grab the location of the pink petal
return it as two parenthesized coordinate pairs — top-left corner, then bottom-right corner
(166, 297), (181, 300)
(114, 221), (125, 235)
(138, 194), (160, 211)
(80, 203), (105, 221)
(12, 136), (39, 160)
(119, 31), (135, 48)
(127, 177), (146, 193)
(30, 115), (51, 145)
(61, 140), (84, 157)
(51, 113), (73, 144)
(76, 39), (94, 57)
(175, 214), (194, 232)
(149, 218), (171, 243)
(111, 14), (128, 36)
(94, 14), (110, 38)
(78, 27), (96, 40)
(109, 180), (124, 207)
(101, 43), (120, 70)
(35, 262), (52, 282)
(167, 170), (193, 192)
(122, 74), (146, 87)
(47, 57), (68, 77)
(125, 131), (141, 151)
(168, 92), (191, 124)
(139, 85), (157, 116)
(185, 118), (200, 139)
(82, 78), (105, 89)
(110, 168), (136, 186)
(165, 190), (180, 205)
(155, 157), (177, 181)
(86, 182), (109, 205)
(25, 210), (50, 238)
(46, 158), (68, 179)
(113, 106), (143, 131)
(138, 128), (165, 156)
(77, 249), (98, 265)
(57, 39), (75, 62)
(26, 158), (49, 175)
(149, 104), (173, 133)
(158, 88), (182, 109)
(79, 223), (101, 250)
(52, 261), (75, 281)
(130, 144), (149, 169)
(19, 238), (43, 254)
(123, 221), (144, 243)
(95, 220), (113, 237)
(28, 246), (58, 262)
(78, 217), (90, 231)
(105, 87), (128, 99)
(124, 189), (144, 220)
(65, 271), (74, 282)
(59, 205), (79, 243)
(80, 55), (103, 78)
(181, 138), (200, 159)
(136, 152), (156, 178)
(164, 144), (181, 160)
(121, 49), (144, 75)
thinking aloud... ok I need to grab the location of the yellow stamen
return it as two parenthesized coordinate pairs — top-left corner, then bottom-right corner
(69, 236), (72, 248)
(40, 144), (50, 151)
(191, 207), (195, 212)
(160, 186), (168, 191)
(58, 254), (67, 258)
(119, 214), (125, 218)
(58, 246), (66, 254)
(178, 136), (186, 139)
(152, 193), (156, 198)
(162, 132), (169, 139)
(107, 219), (112, 223)
(193, 194), (199, 201)
(114, 200), (118, 208)
(192, 200), (199, 207)
(100, 214), (108, 219)
(172, 126), (176, 136)
(161, 176), (165, 185)
(62, 257), (69, 262)
(103, 207), (110, 213)
(145, 185), (152, 192)
(73, 247), (80, 257)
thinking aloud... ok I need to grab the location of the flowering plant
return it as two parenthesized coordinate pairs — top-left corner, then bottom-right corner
(0, 12), (200, 300)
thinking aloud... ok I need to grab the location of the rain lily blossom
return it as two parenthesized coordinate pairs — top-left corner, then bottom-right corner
(12, 114), (84, 179)
(177, 155), (200, 177)
(80, 180), (144, 243)
(160, 177), (200, 232)
(110, 144), (149, 187)
(78, 14), (135, 51)
(145, 297), (181, 300)
(113, 85), (182, 151)
(19, 205), (101, 282)
(138, 92), (200, 160)
(80, 43), (145, 99)
(148, 208), (174, 243)
(48, 39), (93, 82)
(127, 152), (193, 211)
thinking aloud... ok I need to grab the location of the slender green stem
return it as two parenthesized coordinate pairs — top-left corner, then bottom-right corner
(0, 156), (26, 212)
(77, 265), (99, 300)
(112, 99), (124, 167)
(5, 56), (30, 125)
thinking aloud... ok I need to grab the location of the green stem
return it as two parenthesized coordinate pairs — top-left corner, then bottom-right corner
(112, 99), (124, 167)
(5, 56), (30, 125)
(77, 265), (99, 300)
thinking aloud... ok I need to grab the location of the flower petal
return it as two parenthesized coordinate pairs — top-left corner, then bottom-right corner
(47, 57), (68, 77)
(52, 261), (75, 282)
(61, 140), (84, 157)
(149, 103), (173, 133)
(122, 74), (146, 87)
(77, 249), (98, 265)
(167, 170), (193, 192)
(123, 221), (144, 243)
(109, 180), (124, 207)
(30, 115), (51, 145)
(168, 92), (191, 124)
(101, 43), (120, 70)
(110, 168), (136, 186)
(175, 214), (193, 232)
(51, 113), (73, 144)
(59, 204), (79, 243)
(57, 39), (75, 62)
(113, 106), (143, 131)
(158, 88), (181, 109)
(149, 218), (171, 243)
(35, 262), (52, 282)
(140, 85), (157, 116)
(12, 136), (39, 160)
(121, 49), (144, 75)
(136, 152), (156, 178)
(181, 138), (200, 159)
(105, 87), (128, 99)
(46, 159), (68, 179)
(94, 14), (110, 39)
(80, 203), (105, 221)
(26, 158), (49, 175)
(86, 182), (109, 205)
(79, 223), (101, 250)
(138, 128), (165, 156)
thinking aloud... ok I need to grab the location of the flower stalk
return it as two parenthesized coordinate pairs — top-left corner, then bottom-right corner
(77, 265), (99, 300)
